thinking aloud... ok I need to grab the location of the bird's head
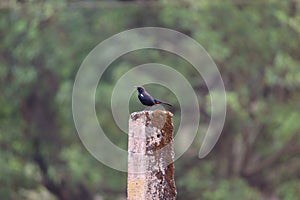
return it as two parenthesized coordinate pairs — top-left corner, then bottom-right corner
(136, 86), (145, 93)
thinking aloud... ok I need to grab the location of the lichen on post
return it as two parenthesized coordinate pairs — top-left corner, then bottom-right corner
(127, 110), (177, 200)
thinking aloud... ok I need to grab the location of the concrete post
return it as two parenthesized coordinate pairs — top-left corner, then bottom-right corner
(127, 110), (177, 200)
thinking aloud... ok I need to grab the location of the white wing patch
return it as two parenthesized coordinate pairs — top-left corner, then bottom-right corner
(140, 94), (144, 97)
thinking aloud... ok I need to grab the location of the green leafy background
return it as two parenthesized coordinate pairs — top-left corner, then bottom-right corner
(0, 0), (300, 199)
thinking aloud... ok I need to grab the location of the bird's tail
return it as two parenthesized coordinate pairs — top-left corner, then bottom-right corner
(154, 99), (172, 107)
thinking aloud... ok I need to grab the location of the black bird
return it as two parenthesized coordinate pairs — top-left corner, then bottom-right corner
(136, 86), (172, 107)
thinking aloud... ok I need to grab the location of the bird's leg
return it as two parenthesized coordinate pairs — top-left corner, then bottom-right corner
(144, 106), (150, 111)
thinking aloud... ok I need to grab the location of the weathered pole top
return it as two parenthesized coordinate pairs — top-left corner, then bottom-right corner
(128, 110), (176, 200)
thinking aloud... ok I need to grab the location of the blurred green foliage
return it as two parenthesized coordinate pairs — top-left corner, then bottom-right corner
(0, 0), (300, 199)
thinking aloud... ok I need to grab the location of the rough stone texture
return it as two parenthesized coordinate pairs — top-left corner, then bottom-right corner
(127, 110), (177, 200)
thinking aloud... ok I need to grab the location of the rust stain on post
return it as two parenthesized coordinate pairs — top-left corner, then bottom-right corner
(128, 110), (177, 200)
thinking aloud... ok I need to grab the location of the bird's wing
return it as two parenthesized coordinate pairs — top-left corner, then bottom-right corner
(144, 91), (156, 102)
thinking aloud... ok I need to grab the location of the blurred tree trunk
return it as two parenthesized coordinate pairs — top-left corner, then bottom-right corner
(21, 67), (93, 200)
